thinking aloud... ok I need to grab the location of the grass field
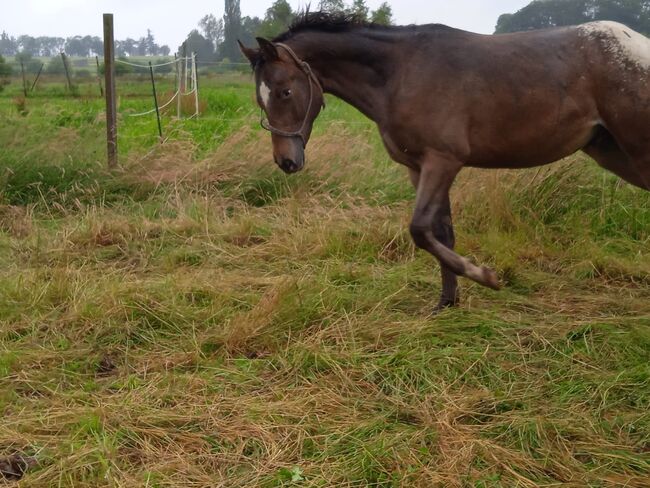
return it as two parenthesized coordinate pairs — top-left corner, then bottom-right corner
(1, 73), (650, 487)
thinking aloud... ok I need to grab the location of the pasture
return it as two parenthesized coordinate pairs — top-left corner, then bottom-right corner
(1, 72), (649, 486)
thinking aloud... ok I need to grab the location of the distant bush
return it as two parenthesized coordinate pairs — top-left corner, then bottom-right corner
(7, 52), (42, 74)
(25, 59), (43, 74)
(154, 58), (173, 74)
(14, 51), (32, 64)
(46, 55), (66, 74)
(200, 59), (250, 75)
(0, 55), (11, 93)
(0, 55), (11, 76)
(98, 58), (134, 76)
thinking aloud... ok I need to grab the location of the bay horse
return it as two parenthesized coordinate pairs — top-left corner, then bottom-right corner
(239, 13), (650, 310)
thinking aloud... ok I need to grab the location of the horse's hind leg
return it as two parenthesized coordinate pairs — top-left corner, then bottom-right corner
(583, 126), (650, 190)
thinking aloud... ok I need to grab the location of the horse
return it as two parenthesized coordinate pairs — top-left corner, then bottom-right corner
(238, 12), (650, 311)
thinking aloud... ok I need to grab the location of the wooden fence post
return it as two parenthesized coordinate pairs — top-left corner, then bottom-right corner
(103, 13), (118, 168)
(61, 53), (73, 92)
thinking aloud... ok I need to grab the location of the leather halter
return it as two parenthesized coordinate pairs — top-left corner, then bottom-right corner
(259, 43), (325, 148)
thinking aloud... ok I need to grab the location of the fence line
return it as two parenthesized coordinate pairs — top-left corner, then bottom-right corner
(119, 51), (201, 127)
(115, 57), (191, 68)
(195, 61), (250, 66)
(126, 89), (181, 117)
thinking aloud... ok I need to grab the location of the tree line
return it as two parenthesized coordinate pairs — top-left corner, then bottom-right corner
(183, 0), (394, 64)
(0, 30), (170, 58)
(496, 0), (650, 35)
(0, 0), (394, 78)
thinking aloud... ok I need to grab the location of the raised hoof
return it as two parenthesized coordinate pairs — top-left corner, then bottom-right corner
(481, 266), (501, 290)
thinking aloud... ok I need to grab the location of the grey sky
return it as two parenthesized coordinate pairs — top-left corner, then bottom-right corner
(1, 1), (531, 50)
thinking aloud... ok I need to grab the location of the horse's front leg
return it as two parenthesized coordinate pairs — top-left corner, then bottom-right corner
(409, 156), (500, 302)
(408, 169), (459, 310)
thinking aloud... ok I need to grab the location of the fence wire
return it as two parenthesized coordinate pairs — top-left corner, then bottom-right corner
(126, 90), (181, 117)
(115, 57), (191, 69)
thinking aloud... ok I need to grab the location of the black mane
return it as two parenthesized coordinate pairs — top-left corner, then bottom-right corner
(272, 11), (460, 43)
(273, 11), (389, 43)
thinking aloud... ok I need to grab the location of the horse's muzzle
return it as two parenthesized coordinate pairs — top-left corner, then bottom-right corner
(276, 156), (304, 174)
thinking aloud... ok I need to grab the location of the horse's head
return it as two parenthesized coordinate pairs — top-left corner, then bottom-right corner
(239, 38), (325, 174)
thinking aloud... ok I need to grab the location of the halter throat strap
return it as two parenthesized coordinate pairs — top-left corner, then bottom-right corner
(259, 43), (326, 148)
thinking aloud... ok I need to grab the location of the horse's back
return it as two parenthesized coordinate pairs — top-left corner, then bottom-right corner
(578, 21), (650, 73)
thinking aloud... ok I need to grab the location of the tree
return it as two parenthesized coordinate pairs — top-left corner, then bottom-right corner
(319, 0), (346, 12)
(222, 0), (242, 61)
(371, 2), (394, 25)
(257, 0), (295, 39)
(239, 16), (263, 53)
(350, 0), (370, 20)
(119, 38), (137, 57)
(65, 36), (89, 56)
(495, 0), (650, 35)
(36, 36), (65, 57)
(0, 32), (17, 56)
(145, 29), (157, 55)
(180, 30), (217, 63)
(136, 37), (147, 56)
(17, 35), (39, 55)
(199, 14), (224, 51)
(89, 36), (103, 56)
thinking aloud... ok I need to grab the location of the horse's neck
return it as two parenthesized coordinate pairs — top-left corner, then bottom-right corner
(287, 33), (393, 123)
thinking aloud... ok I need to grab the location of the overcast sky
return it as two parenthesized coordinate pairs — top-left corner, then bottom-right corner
(1, 0), (531, 49)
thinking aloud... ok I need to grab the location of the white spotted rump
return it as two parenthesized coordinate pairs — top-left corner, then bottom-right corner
(259, 81), (271, 109)
(578, 21), (650, 71)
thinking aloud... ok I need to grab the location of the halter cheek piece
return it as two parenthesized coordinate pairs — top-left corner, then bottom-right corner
(259, 43), (326, 148)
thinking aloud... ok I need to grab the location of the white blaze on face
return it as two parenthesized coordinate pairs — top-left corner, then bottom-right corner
(259, 81), (271, 109)
(579, 21), (650, 71)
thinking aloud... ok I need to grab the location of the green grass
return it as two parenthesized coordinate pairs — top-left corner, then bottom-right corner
(0, 74), (649, 486)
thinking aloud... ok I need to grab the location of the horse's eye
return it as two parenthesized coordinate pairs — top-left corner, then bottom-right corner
(281, 89), (292, 99)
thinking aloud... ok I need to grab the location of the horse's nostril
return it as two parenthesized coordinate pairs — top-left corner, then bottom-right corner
(282, 159), (296, 171)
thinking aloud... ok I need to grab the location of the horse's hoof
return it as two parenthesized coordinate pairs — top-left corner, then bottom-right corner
(481, 266), (501, 290)
(432, 297), (459, 314)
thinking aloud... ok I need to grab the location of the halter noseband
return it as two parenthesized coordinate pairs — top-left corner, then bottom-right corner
(259, 43), (325, 148)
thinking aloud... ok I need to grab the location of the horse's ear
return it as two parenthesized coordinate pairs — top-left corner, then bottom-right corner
(238, 40), (260, 67)
(256, 37), (279, 62)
